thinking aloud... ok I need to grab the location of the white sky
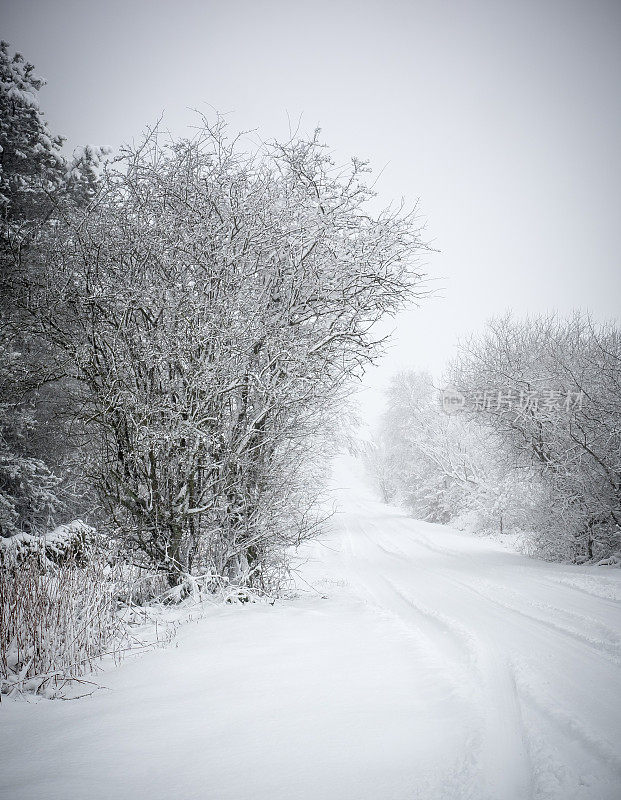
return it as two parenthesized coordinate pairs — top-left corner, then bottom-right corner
(4, 0), (620, 421)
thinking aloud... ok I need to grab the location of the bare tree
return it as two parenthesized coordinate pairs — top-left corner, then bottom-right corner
(32, 119), (426, 589)
(449, 313), (621, 560)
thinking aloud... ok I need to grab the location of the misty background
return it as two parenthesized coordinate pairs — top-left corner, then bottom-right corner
(4, 0), (620, 419)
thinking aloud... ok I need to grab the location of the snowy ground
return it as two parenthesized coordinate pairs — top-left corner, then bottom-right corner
(2, 456), (621, 800)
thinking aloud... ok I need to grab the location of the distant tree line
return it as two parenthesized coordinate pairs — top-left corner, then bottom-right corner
(369, 313), (621, 562)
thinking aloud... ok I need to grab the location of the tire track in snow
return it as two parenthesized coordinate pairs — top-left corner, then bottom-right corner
(376, 523), (621, 666)
(329, 478), (621, 799)
(378, 574), (534, 800)
(374, 522), (621, 780)
(341, 518), (534, 800)
(515, 670), (621, 779)
(429, 573), (621, 666)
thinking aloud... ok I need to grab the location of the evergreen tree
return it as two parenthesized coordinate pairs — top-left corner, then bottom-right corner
(0, 41), (107, 536)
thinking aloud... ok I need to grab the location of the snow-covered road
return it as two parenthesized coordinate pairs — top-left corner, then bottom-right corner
(3, 456), (621, 799)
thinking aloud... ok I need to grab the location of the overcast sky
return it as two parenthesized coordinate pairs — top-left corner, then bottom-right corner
(4, 0), (620, 420)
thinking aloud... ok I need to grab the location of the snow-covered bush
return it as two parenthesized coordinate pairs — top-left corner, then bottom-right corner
(0, 529), (123, 697)
(0, 520), (96, 566)
(0, 521), (177, 697)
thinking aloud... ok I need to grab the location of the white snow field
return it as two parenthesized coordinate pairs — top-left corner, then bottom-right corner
(2, 455), (621, 800)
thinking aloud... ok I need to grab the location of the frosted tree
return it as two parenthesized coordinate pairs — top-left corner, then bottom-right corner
(34, 119), (426, 589)
(449, 313), (621, 560)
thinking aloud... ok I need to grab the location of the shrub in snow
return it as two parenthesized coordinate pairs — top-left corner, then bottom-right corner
(0, 520), (96, 567)
(0, 538), (124, 697)
(0, 521), (174, 697)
